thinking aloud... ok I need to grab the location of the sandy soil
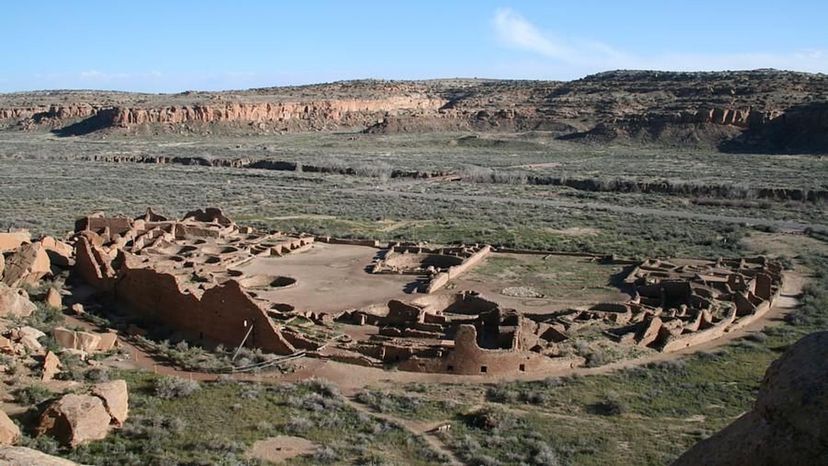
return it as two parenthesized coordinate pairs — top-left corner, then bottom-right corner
(236, 243), (416, 313)
(246, 435), (317, 464)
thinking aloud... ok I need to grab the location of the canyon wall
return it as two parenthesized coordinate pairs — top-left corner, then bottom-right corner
(2, 70), (827, 152)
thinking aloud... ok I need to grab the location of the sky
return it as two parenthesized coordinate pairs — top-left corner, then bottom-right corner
(2, 1), (827, 93)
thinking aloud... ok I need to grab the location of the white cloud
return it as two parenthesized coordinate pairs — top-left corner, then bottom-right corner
(493, 8), (629, 68)
(492, 8), (828, 74)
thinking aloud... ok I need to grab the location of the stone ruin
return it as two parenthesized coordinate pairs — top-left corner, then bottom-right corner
(73, 208), (313, 354)
(370, 243), (491, 293)
(65, 208), (785, 377)
(592, 257), (782, 351)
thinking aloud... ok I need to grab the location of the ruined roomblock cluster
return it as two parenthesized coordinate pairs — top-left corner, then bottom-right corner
(66, 208), (785, 377)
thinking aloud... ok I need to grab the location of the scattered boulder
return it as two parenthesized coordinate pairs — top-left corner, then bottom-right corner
(0, 284), (36, 318)
(69, 303), (84, 315)
(40, 236), (74, 268)
(41, 351), (62, 382)
(673, 331), (828, 466)
(51, 327), (112, 353)
(17, 334), (43, 355)
(45, 288), (62, 310)
(0, 411), (20, 445)
(15, 326), (46, 341)
(75, 332), (101, 353)
(0, 336), (14, 354)
(0, 231), (31, 253)
(96, 332), (118, 352)
(91, 380), (128, 427)
(52, 327), (76, 350)
(0, 446), (81, 465)
(1, 243), (51, 287)
(36, 394), (111, 447)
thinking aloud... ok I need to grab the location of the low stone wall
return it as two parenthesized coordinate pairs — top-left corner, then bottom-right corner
(426, 246), (492, 293)
(315, 237), (382, 248)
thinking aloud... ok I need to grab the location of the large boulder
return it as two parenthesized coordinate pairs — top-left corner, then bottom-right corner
(0, 284), (36, 318)
(51, 327), (111, 353)
(2, 243), (50, 287)
(673, 331), (828, 465)
(51, 327), (76, 350)
(36, 394), (111, 447)
(0, 231), (30, 253)
(39, 236), (74, 268)
(95, 332), (118, 352)
(75, 332), (101, 353)
(0, 446), (81, 465)
(0, 411), (20, 445)
(91, 380), (128, 427)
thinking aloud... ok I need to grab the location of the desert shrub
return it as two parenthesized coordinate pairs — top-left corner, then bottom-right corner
(355, 390), (423, 415)
(153, 376), (200, 399)
(14, 384), (52, 405)
(588, 391), (627, 416)
(284, 416), (315, 434)
(464, 406), (513, 431)
(573, 340), (611, 367)
(122, 414), (186, 440)
(301, 378), (340, 397)
(313, 446), (340, 463)
(85, 366), (110, 382)
(19, 433), (60, 455)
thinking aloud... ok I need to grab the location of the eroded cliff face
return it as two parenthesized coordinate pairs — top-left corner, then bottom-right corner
(1, 70), (827, 152)
(109, 96), (446, 129)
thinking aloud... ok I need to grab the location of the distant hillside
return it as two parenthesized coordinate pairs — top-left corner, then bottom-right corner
(1, 70), (827, 153)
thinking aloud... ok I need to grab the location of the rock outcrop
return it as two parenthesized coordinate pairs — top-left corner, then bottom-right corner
(673, 331), (828, 466)
(36, 380), (129, 447)
(36, 394), (112, 447)
(0, 284), (36, 318)
(0, 411), (20, 446)
(90, 380), (128, 427)
(0, 446), (82, 465)
(2, 243), (51, 287)
(0, 231), (31, 253)
(51, 327), (110, 353)
(2, 70), (826, 153)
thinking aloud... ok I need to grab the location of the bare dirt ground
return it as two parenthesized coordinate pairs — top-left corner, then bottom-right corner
(246, 435), (318, 464)
(235, 243), (415, 313)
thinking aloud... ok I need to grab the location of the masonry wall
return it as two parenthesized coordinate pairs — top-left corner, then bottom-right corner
(75, 238), (295, 354)
(399, 325), (577, 375)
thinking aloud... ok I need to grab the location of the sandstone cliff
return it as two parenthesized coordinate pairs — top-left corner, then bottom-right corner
(672, 331), (828, 466)
(1, 70), (827, 152)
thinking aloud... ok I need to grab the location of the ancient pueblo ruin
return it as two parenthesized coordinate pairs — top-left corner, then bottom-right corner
(70, 207), (784, 377)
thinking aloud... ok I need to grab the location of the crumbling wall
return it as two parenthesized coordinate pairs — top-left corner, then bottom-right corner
(660, 308), (737, 352)
(426, 246), (492, 293)
(399, 325), (575, 376)
(75, 236), (295, 355)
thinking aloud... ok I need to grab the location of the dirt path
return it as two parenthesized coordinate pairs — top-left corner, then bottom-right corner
(342, 397), (462, 466)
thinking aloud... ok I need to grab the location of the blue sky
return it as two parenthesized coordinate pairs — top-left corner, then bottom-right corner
(2, 1), (826, 92)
